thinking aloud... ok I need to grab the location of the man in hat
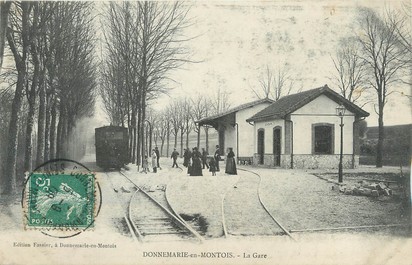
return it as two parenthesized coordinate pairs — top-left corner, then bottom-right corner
(214, 145), (221, 172)
(155, 146), (161, 169)
(171, 148), (179, 168)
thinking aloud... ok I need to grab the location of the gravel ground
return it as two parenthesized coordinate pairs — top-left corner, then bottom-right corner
(0, 157), (411, 265)
(254, 166), (409, 235)
(166, 165), (239, 238)
(224, 169), (284, 236)
(157, 160), (410, 238)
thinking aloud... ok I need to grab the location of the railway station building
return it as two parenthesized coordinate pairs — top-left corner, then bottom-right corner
(197, 98), (274, 163)
(246, 85), (369, 169)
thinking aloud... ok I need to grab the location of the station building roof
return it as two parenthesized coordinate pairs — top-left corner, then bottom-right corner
(246, 85), (370, 122)
(197, 98), (274, 128)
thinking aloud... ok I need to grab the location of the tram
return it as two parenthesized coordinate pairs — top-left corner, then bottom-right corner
(95, 126), (129, 169)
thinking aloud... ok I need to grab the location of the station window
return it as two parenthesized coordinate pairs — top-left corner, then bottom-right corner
(312, 124), (334, 154)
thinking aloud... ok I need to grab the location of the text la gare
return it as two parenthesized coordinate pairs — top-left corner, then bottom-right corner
(243, 252), (267, 258)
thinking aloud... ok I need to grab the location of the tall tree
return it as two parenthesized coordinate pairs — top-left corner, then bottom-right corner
(387, 4), (412, 85)
(0, 1), (11, 71)
(54, 2), (96, 159)
(357, 8), (409, 167)
(2, 2), (33, 194)
(101, 2), (192, 165)
(24, 2), (51, 172)
(191, 96), (209, 148)
(135, 1), (192, 165)
(169, 101), (181, 154)
(251, 64), (297, 101)
(177, 100), (188, 156)
(331, 38), (367, 103)
(156, 110), (170, 156)
(210, 87), (231, 115)
(184, 101), (193, 149)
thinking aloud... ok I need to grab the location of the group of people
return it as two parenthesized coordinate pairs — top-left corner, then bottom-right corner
(140, 145), (237, 176)
(141, 146), (161, 173)
(177, 145), (237, 176)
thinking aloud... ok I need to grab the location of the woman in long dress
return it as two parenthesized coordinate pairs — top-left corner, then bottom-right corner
(190, 147), (203, 176)
(183, 149), (191, 167)
(225, 148), (237, 175)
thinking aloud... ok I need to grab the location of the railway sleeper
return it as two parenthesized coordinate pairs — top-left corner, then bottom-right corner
(138, 225), (180, 231)
(139, 225), (182, 231)
(136, 217), (171, 220)
(136, 221), (176, 226)
(141, 230), (187, 235)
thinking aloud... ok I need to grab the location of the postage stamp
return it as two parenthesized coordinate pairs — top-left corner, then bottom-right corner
(26, 172), (95, 229)
(21, 159), (101, 238)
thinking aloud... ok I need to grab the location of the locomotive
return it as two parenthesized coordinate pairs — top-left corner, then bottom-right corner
(95, 126), (129, 170)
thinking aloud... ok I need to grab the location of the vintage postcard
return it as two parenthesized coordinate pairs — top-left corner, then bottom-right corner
(0, 0), (411, 264)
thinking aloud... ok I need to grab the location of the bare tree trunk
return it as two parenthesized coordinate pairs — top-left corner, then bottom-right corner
(127, 111), (132, 161)
(166, 131), (170, 157)
(140, 97), (147, 165)
(174, 133), (178, 151)
(2, 72), (25, 194)
(133, 122), (137, 163)
(56, 105), (66, 158)
(140, 119), (145, 164)
(180, 131), (184, 157)
(160, 139), (165, 156)
(376, 103), (384, 168)
(24, 49), (40, 172)
(36, 77), (46, 166)
(166, 122), (170, 157)
(61, 111), (68, 158)
(0, 2), (11, 71)
(56, 115), (62, 159)
(131, 111), (136, 163)
(44, 96), (51, 162)
(145, 125), (149, 156)
(2, 2), (32, 194)
(49, 101), (57, 160)
(24, 79), (38, 172)
(136, 110), (141, 166)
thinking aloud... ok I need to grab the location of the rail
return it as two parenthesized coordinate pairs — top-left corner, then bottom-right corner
(119, 171), (204, 243)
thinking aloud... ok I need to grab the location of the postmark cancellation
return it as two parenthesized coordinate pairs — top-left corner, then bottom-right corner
(23, 171), (96, 232)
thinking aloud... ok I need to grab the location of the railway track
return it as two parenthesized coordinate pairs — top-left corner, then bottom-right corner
(222, 168), (296, 241)
(105, 171), (204, 243)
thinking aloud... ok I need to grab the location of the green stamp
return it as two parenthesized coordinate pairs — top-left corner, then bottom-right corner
(27, 172), (95, 229)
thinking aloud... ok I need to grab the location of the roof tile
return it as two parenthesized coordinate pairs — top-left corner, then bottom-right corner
(246, 85), (369, 122)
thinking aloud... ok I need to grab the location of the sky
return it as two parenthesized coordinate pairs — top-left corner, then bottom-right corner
(138, 0), (411, 127)
(2, 1), (410, 127)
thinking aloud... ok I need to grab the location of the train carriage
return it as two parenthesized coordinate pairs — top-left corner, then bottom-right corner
(95, 126), (129, 169)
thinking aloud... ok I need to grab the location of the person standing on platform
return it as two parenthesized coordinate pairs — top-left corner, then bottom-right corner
(201, 148), (209, 169)
(214, 145), (221, 172)
(171, 148), (179, 168)
(225, 147), (237, 175)
(209, 157), (217, 176)
(151, 149), (157, 173)
(190, 147), (203, 176)
(155, 146), (161, 169)
(183, 148), (191, 168)
(141, 155), (149, 174)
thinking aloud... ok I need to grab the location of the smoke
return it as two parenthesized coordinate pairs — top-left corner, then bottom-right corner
(65, 114), (107, 161)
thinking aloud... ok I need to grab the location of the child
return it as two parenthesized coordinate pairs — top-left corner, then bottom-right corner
(209, 157), (217, 176)
(141, 155), (149, 174)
